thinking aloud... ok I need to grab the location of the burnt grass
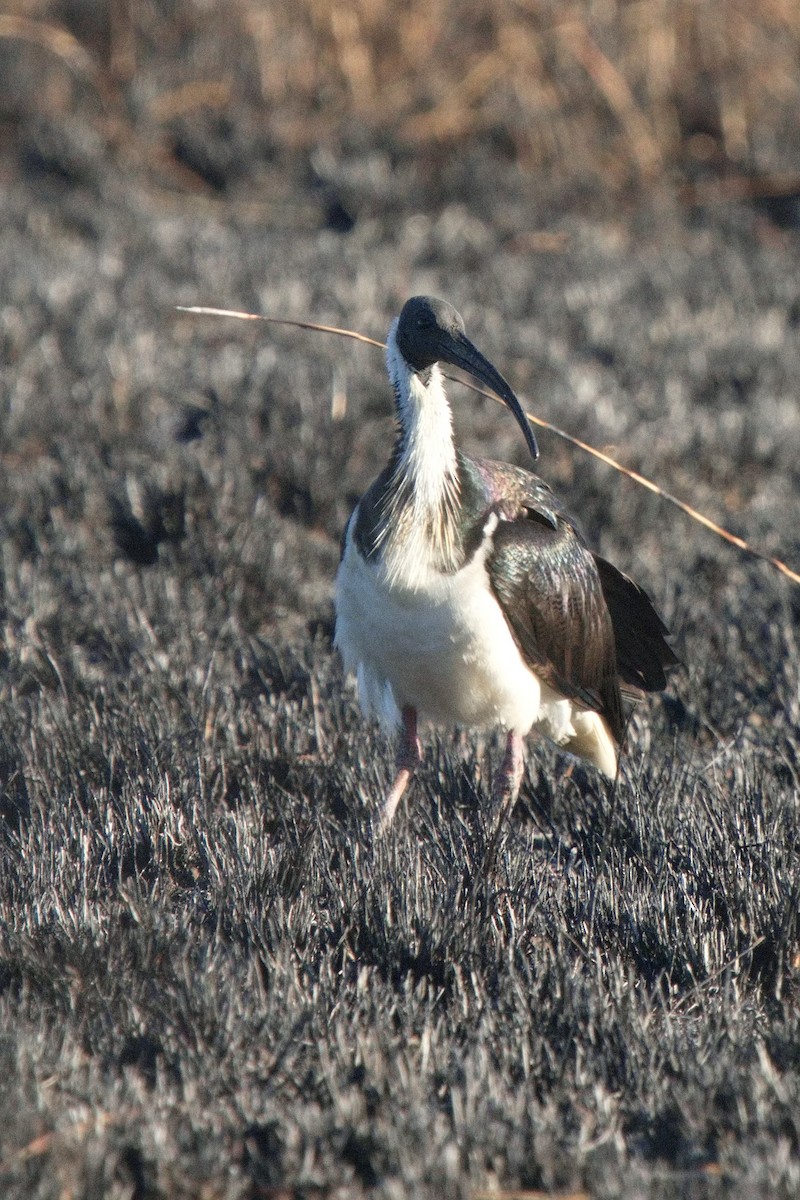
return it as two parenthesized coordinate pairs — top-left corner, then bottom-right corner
(2, 8), (800, 1200)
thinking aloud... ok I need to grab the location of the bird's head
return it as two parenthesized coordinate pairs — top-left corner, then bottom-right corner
(394, 295), (539, 460)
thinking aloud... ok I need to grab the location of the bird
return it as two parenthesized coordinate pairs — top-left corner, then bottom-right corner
(334, 295), (677, 828)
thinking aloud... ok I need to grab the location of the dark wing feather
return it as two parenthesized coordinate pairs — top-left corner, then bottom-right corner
(487, 512), (626, 742)
(593, 555), (679, 694)
(462, 457), (675, 742)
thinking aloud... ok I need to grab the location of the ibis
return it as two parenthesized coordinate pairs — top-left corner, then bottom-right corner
(335, 296), (676, 828)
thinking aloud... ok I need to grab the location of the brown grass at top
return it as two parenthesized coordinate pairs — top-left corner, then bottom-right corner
(2, 0), (800, 191)
(240, 0), (800, 186)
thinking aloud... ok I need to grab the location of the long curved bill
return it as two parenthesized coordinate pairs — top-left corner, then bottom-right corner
(440, 331), (539, 461)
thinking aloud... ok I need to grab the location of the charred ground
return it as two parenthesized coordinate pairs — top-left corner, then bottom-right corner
(1, 2), (800, 1197)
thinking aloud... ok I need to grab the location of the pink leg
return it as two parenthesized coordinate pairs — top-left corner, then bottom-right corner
(493, 730), (525, 806)
(377, 707), (421, 831)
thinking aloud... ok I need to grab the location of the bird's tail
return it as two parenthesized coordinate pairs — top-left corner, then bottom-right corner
(563, 710), (618, 779)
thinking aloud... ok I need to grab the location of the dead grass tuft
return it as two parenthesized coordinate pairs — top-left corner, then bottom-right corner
(2, 0), (800, 191)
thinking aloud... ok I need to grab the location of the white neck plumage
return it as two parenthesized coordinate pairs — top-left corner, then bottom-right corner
(387, 322), (458, 509)
(380, 323), (461, 585)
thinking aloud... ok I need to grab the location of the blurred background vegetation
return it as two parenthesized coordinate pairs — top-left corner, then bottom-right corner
(1, 0), (800, 208)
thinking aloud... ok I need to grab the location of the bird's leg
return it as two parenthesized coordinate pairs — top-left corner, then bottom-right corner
(483, 731), (526, 877)
(493, 730), (525, 807)
(377, 706), (421, 831)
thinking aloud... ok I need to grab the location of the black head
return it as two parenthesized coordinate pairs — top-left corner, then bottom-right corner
(394, 295), (539, 460)
(396, 296), (467, 371)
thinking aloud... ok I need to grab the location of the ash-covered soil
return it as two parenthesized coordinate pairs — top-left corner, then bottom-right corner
(1, 8), (800, 1198)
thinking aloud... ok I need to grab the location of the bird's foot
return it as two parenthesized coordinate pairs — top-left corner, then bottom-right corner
(376, 707), (421, 831)
(482, 731), (526, 874)
(492, 730), (524, 808)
